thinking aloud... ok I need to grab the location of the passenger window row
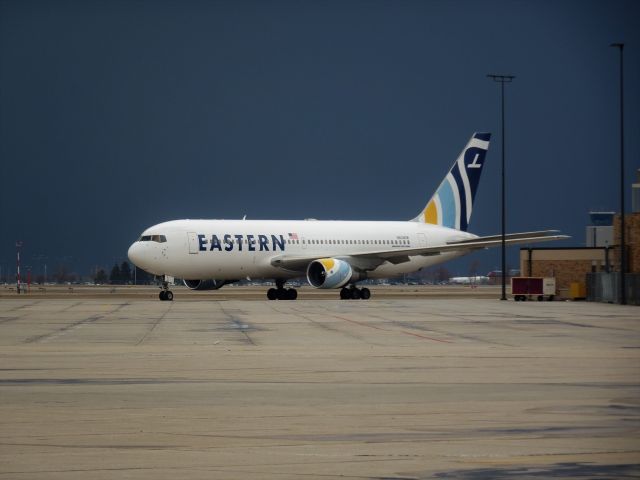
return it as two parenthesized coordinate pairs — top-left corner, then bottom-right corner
(285, 239), (409, 246)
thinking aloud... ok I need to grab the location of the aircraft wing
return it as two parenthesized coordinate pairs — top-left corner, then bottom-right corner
(270, 230), (569, 273)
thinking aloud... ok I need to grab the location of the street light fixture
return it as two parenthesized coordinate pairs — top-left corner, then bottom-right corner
(487, 74), (515, 301)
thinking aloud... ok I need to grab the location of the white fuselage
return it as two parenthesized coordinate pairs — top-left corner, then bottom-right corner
(128, 219), (477, 281)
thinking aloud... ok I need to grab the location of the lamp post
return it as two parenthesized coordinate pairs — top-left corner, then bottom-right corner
(487, 74), (515, 301)
(16, 241), (22, 294)
(610, 43), (626, 305)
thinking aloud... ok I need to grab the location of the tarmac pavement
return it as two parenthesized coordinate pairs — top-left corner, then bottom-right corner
(0, 294), (638, 479)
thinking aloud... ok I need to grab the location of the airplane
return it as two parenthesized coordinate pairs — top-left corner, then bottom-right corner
(449, 275), (491, 285)
(127, 132), (568, 301)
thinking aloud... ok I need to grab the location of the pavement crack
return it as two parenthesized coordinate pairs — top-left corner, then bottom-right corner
(136, 303), (173, 346)
(23, 303), (130, 344)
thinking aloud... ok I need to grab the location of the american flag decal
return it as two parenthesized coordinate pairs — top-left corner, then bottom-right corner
(288, 233), (299, 240)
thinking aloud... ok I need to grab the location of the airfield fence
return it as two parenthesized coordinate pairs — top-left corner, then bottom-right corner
(586, 272), (640, 305)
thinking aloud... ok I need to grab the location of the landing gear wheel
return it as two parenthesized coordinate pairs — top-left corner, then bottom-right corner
(360, 287), (371, 300)
(268, 284), (298, 300)
(159, 276), (172, 301)
(340, 288), (350, 300)
(276, 288), (297, 300)
(351, 288), (361, 300)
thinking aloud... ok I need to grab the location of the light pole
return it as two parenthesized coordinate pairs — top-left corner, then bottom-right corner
(610, 43), (626, 305)
(16, 241), (22, 294)
(488, 74), (515, 301)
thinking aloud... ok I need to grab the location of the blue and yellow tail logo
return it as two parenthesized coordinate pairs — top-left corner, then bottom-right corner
(413, 133), (491, 231)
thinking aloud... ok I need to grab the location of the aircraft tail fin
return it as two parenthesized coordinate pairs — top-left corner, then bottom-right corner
(412, 132), (491, 231)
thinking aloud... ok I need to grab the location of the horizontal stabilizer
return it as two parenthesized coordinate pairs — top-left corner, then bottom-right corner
(371, 233), (570, 260)
(446, 230), (562, 245)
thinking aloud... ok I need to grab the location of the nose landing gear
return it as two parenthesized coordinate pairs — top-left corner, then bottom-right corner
(159, 290), (173, 301)
(159, 276), (173, 301)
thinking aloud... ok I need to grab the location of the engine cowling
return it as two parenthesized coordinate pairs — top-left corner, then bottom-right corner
(183, 279), (227, 290)
(307, 258), (360, 289)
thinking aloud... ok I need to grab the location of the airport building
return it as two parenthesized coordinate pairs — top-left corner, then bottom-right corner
(519, 247), (610, 299)
(611, 211), (640, 274)
(633, 169), (640, 213)
(520, 174), (640, 304)
(585, 211), (614, 248)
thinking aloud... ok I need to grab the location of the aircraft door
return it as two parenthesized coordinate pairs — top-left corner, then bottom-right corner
(417, 233), (427, 247)
(187, 232), (200, 254)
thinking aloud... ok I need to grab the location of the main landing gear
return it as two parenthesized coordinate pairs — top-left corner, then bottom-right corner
(159, 277), (173, 301)
(340, 285), (371, 300)
(267, 279), (298, 300)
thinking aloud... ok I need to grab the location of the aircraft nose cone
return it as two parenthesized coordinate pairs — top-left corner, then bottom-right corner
(127, 242), (145, 268)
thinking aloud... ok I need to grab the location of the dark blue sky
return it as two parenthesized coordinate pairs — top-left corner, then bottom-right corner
(1, 0), (639, 278)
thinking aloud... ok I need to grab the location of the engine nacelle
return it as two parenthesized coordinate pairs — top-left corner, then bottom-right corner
(307, 258), (360, 289)
(183, 279), (228, 290)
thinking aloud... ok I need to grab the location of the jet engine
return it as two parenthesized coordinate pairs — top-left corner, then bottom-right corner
(307, 258), (361, 289)
(183, 279), (228, 290)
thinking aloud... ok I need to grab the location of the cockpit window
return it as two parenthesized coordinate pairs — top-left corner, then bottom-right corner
(138, 235), (167, 243)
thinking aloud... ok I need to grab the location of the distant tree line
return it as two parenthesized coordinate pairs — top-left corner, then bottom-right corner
(30, 265), (78, 284)
(93, 261), (154, 285)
